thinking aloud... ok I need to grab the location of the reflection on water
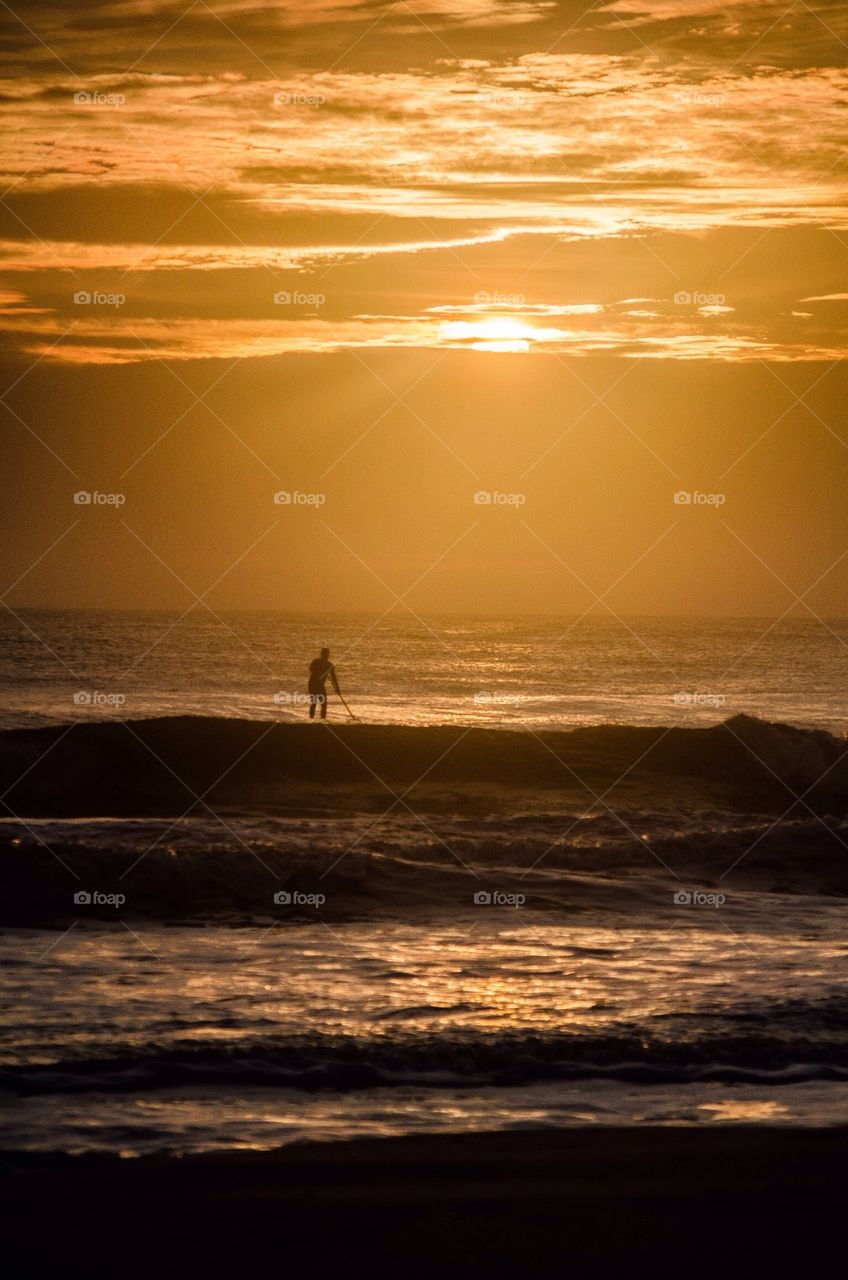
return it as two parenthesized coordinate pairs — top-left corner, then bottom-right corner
(4, 914), (847, 1065)
(3, 1083), (843, 1157)
(3, 910), (848, 1154)
(2, 612), (848, 731)
(699, 1100), (787, 1122)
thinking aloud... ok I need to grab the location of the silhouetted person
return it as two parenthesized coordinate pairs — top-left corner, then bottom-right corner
(308, 647), (341, 720)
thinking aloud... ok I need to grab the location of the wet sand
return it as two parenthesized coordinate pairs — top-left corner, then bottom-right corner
(2, 1126), (846, 1276)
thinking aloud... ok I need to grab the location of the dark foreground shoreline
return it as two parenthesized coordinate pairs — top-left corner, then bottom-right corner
(2, 1127), (846, 1277)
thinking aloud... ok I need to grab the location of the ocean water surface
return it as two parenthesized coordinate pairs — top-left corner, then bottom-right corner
(1, 610), (846, 731)
(1, 611), (847, 1154)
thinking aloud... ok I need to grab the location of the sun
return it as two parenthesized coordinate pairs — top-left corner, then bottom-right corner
(439, 317), (537, 353)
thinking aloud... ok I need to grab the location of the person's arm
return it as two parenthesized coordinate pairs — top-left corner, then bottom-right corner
(330, 665), (341, 695)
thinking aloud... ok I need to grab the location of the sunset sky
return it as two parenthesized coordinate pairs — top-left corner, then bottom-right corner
(2, 0), (847, 614)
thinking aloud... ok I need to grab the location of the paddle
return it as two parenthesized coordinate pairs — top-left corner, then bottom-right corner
(335, 691), (356, 721)
(337, 691), (357, 721)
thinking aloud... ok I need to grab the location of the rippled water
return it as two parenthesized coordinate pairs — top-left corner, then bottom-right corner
(3, 610), (848, 1155)
(2, 610), (847, 730)
(3, 907), (848, 1153)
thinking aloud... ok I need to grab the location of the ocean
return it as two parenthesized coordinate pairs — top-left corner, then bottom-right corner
(2, 610), (848, 1155)
(2, 609), (847, 732)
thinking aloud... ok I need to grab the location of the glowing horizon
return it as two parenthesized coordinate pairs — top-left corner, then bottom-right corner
(1, 0), (847, 616)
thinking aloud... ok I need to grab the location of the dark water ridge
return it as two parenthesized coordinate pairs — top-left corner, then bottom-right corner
(6, 1016), (848, 1096)
(2, 713), (846, 813)
(2, 715), (848, 921)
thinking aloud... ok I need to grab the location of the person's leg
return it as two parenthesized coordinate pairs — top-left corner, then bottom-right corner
(319, 691), (328, 720)
(308, 691), (317, 719)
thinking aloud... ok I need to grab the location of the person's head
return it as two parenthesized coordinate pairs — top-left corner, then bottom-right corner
(320, 647), (330, 659)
